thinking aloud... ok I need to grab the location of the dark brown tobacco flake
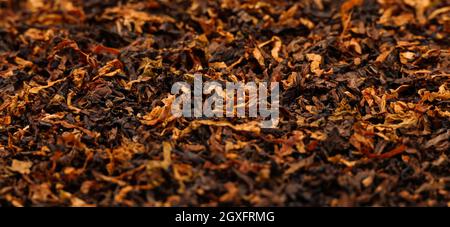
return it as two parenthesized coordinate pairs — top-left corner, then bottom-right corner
(0, 0), (448, 207)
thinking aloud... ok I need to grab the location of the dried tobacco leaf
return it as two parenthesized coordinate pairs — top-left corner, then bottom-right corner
(9, 160), (32, 175)
(0, 0), (448, 208)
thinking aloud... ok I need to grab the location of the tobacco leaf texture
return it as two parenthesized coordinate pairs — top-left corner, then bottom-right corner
(0, 0), (449, 207)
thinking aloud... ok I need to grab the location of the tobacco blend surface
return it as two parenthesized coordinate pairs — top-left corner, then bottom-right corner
(0, 0), (449, 206)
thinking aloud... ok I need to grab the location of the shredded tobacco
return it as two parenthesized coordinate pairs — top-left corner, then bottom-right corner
(0, 0), (449, 206)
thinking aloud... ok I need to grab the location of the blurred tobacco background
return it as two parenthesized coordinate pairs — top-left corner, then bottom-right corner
(0, 0), (448, 206)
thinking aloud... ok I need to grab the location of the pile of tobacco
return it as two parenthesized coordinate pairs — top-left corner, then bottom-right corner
(0, 0), (449, 207)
